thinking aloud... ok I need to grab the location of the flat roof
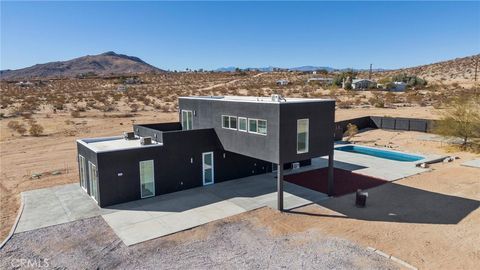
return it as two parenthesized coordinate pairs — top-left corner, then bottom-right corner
(78, 136), (162, 153)
(179, 95), (334, 104)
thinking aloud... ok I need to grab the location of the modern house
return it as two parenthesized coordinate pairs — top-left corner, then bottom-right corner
(276, 79), (289, 86)
(77, 95), (335, 211)
(351, 79), (377, 90)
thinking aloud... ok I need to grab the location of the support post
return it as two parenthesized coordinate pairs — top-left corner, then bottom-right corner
(327, 150), (334, 196)
(277, 163), (284, 211)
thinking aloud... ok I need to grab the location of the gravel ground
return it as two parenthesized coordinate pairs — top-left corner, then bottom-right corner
(0, 213), (398, 270)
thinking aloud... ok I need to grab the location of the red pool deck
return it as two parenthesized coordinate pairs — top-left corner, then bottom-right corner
(285, 168), (389, 196)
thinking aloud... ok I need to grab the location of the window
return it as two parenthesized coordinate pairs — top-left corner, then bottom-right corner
(297, 119), (309, 153)
(248, 118), (257, 133)
(182, 110), (193, 130)
(221, 115), (238, 130)
(222, 115), (229, 128)
(258, 120), (267, 135)
(238, 117), (247, 132)
(230, 116), (237, 129)
(248, 118), (267, 135)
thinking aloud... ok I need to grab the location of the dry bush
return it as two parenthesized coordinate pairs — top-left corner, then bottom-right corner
(7, 120), (20, 130)
(71, 110), (81, 118)
(29, 123), (44, 136)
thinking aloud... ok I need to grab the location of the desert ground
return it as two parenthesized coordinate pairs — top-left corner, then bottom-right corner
(0, 71), (479, 268)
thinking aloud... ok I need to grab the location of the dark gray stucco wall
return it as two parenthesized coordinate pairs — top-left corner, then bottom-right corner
(179, 98), (280, 163)
(93, 129), (271, 207)
(279, 101), (335, 163)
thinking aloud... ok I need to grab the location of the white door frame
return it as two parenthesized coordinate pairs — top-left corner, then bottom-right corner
(202, 152), (214, 185)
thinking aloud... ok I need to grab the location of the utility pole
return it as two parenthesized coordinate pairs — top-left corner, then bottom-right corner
(474, 56), (478, 82)
(369, 64), (372, 80)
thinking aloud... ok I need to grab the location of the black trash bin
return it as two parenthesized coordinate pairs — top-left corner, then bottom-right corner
(355, 189), (368, 207)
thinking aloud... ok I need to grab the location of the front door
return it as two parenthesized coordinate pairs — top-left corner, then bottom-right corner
(202, 152), (214, 185)
(140, 160), (155, 198)
(88, 162), (99, 202)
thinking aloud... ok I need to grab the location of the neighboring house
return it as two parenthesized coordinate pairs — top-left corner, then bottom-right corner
(77, 95), (336, 210)
(276, 79), (289, 86)
(390, 81), (407, 92)
(350, 79), (377, 90)
(116, 85), (127, 92)
(307, 77), (334, 85)
(15, 81), (34, 87)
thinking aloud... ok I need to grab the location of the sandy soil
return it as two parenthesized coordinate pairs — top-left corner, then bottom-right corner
(0, 211), (398, 270)
(251, 130), (479, 269)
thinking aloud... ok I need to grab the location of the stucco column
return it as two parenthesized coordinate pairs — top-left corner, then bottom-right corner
(327, 149), (334, 196)
(277, 163), (284, 211)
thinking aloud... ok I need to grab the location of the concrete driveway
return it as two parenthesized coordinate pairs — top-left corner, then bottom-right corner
(102, 172), (327, 246)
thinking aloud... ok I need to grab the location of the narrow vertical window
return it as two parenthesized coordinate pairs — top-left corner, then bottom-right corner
(222, 115), (229, 128)
(182, 110), (193, 130)
(238, 117), (247, 132)
(229, 116), (237, 129)
(248, 119), (257, 133)
(297, 119), (309, 154)
(258, 120), (267, 135)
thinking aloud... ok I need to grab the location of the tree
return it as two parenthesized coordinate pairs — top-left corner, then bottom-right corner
(433, 97), (480, 148)
(344, 123), (359, 141)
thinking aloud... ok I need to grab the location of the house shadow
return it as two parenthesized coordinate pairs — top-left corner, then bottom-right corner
(287, 181), (480, 225)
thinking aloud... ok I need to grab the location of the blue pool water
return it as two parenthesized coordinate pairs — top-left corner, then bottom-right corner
(335, 145), (424, 162)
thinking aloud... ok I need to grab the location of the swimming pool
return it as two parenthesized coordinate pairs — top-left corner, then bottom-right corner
(335, 145), (424, 162)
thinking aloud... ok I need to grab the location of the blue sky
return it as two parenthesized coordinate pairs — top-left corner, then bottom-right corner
(1, 1), (479, 71)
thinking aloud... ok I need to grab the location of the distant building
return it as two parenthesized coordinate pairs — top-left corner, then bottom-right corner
(390, 81), (407, 92)
(307, 77), (334, 85)
(276, 79), (289, 86)
(15, 81), (34, 87)
(350, 79), (376, 90)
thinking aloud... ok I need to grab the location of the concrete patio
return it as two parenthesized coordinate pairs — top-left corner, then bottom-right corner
(102, 172), (327, 246)
(15, 184), (105, 233)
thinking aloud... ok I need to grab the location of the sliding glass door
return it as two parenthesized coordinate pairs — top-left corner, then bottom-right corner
(78, 155), (87, 191)
(140, 160), (155, 198)
(88, 161), (99, 202)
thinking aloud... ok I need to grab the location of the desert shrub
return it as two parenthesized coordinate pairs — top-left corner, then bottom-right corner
(130, 103), (139, 112)
(338, 100), (353, 109)
(433, 96), (480, 149)
(7, 120), (20, 130)
(71, 110), (81, 118)
(16, 125), (27, 136)
(344, 123), (358, 141)
(29, 123), (44, 136)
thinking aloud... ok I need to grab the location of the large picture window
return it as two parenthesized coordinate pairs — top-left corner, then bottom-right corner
(297, 119), (309, 153)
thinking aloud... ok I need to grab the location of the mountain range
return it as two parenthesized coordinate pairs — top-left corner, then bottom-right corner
(0, 51), (164, 80)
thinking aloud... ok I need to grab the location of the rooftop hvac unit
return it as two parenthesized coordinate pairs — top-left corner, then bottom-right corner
(140, 137), (152, 145)
(271, 94), (286, 102)
(124, 132), (135, 140)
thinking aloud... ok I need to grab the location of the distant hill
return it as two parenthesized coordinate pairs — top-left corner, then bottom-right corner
(364, 54), (479, 84)
(214, 65), (387, 72)
(0, 51), (164, 80)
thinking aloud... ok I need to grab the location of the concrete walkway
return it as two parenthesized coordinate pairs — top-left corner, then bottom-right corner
(102, 173), (327, 246)
(15, 184), (104, 233)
